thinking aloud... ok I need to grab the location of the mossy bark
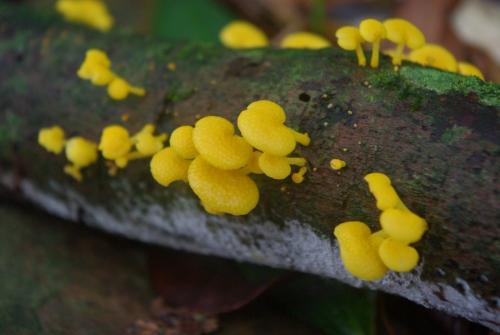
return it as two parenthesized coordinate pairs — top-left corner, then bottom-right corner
(1, 4), (499, 330)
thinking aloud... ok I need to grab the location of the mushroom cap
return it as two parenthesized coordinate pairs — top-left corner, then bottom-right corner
(408, 44), (458, 72)
(57, 0), (113, 32)
(380, 208), (428, 243)
(193, 116), (253, 170)
(458, 62), (484, 80)
(219, 20), (269, 49)
(330, 158), (346, 170)
(38, 126), (65, 154)
(280, 32), (331, 49)
(369, 230), (388, 250)
(188, 156), (259, 216)
(77, 48), (111, 79)
(238, 100), (297, 156)
(383, 18), (425, 49)
(107, 78), (130, 100)
(65, 137), (98, 168)
(150, 148), (190, 187)
(364, 173), (401, 210)
(99, 125), (132, 160)
(333, 221), (388, 281)
(170, 125), (198, 159)
(258, 153), (291, 179)
(335, 26), (364, 51)
(133, 124), (166, 156)
(378, 239), (419, 272)
(359, 19), (386, 42)
(90, 64), (114, 86)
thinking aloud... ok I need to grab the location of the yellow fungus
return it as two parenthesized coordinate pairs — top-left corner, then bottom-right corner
(99, 125), (132, 161)
(458, 62), (484, 80)
(335, 26), (366, 66)
(170, 126), (198, 159)
(150, 148), (190, 187)
(380, 208), (427, 244)
(408, 44), (458, 72)
(292, 166), (307, 184)
(188, 156), (259, 216)
(63, 137), (98, 181)
(280, 32), (331, 49)
(378, 239), (419, 272)
(383, 18), (426, 65)
(330, 158), (346, 170)
(77, 49), (111, 80)
(333, 221), (388, 281)
(364, 172), (405, 211)
(89, 64), (115, 86)
(107, 77), (146, 100)
(132, 124), (167, 156)
(258, 153), (306, 180)
(193, 116), (253, 170)
(238, 100), (310, 157)
(38, 126), (65, 154)
(56, 0), (113, 32)
(219, 20), (269, 49)
(369, 230), (388, 250)
(359, 19), (386, 68)
(240, 151), (263, 175)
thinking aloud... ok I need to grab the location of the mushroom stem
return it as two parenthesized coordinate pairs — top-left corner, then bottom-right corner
(393, 43), (405, 65)
(286, 157), (306, 166)
(291, 130), (311, 146)
(355, 45), (366, 66)
(129, 86), (146, 96)
(370, 39), (381, 68)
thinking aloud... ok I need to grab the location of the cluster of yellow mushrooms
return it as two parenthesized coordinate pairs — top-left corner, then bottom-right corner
(56, 0), (113, 32)
(44, 4), (440, 281)
(334, 173), (428, 280)
(150, 100), (310, 216)
(78, 49), (146, 100)
(38, 124), (167, 181)
(220, 19), (484, 80)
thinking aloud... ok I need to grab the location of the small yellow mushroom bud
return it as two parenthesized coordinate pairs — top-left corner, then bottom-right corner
(56, 0), (114, 32)
(170, 126), (198, 159)
(107, 77), (146, 101)
(333, 221), (388, 281)
(77, 49), (111, 80)
(238, 100), (310, 157)
(364, 173), (404, 211)
(408, 44), (458, 72)
(132, 124), (167, 156)
(219, 20), (269, 49)
(359, 19), (386, 68)
(90, 64), (115, 86)
(378, 239), (419, 272)
(38, 126), (65, 154)
(150, 148), (190, 187)
(383, 18), (426, 65)
(63, 137), (98, 181)
(258, 152), (306, 180)
(330, 158), (346, 170)
(193, 116), (253, 170)
(335, 26), (366, 66)
(188, 156), (259, 216)
(380, 208), (427, 244)
(98, 125), (132, 160)
(280, 32), (331, 49)
(458, 62), (484, 80)
(291, 166), (307, 184)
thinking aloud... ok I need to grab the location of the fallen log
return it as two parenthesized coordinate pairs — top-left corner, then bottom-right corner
(1, 4), (499, 330)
